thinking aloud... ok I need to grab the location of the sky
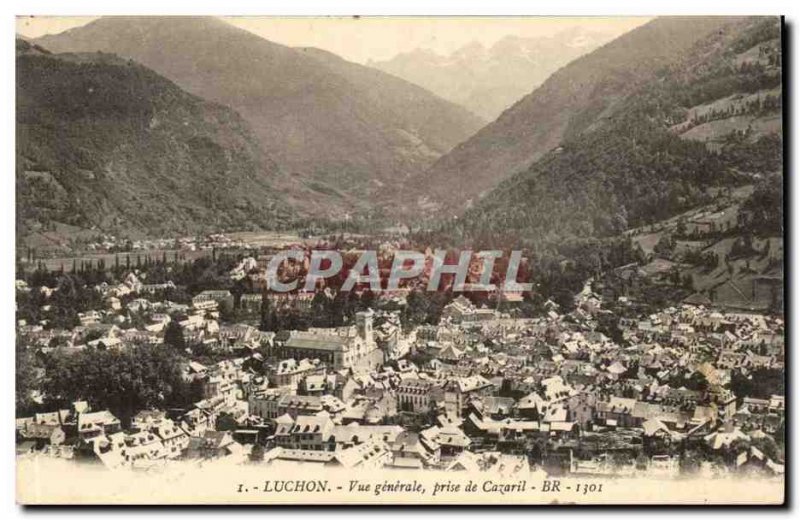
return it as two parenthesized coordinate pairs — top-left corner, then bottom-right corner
(16, 15), (650, 64)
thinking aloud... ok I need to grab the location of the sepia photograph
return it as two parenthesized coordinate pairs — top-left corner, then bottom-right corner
(11, 8), (786, 506)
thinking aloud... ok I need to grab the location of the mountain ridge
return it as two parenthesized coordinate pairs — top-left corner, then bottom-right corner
(16, 38), (296, 244)
(413, 17), (753, 215)
(36, 17), (486, 219)
(433, 16), (782, 246)
(369, 26), (623, 121)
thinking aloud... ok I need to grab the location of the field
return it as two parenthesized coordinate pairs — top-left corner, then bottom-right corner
(19, 230), (306, 273)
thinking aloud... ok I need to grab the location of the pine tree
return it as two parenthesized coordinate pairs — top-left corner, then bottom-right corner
(164, 321), (186, 352)
(259, 291), (273, 331)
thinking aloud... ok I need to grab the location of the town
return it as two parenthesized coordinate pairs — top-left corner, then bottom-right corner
(14, 237), (785, 481)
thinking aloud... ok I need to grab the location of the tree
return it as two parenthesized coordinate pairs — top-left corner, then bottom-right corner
(751, 436), (781, 462)
(216, 412), (238, 431)
(682, 273), (695, 291)
(679, 448), (703, 474)
(16, 339), (41, 416)
(553, 288), (576, 314)
(311, 291), (334, 328)
(164, 321), (186, 352)
(731, 368), (784, 399)
(249, 444), (265, 463)
(259, 292), (274, 331)
(358, 290), (377, 312)
(609, 451), (634, 468)
(42, 344), (191, 425)
(676, 219), (688, 237)
(402, 290), (429, 328)
(774, 420), (785, 445)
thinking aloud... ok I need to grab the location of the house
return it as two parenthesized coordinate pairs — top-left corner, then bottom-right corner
(704, 424), (750, 451)
(442, 296), (498, 323)
(446, 451), (481, 472)
(121, 430), (169, 467)
(420, 425), (471, 460)
(388, 432), (439, 469)
(469, 396), (515, 420)
(277, 394), (324, 419)
(301, 374), (331, 396)
(283, 415), (334, 451)
(78, 311), (102, 326)
(77, 410), (121, 441)
(106, 297), (122, 311)
(332, 438), (391, 469)
(181, 407), (212, 437)
(269, 358), (324, 388)
(18, 423), (66, 448)
(154, 419), (190, 459)
(517, 392), (549, 420)
(16, 441), (37, 457)
(187, 430), (238, 460)
(263, 447), (337, 467)
(240, 293), (263, 313)
(444, 375), (494, 415)
(185, 361), (209, 380)
(330, 424), (403, 449)
(595, 397), (637, 428)
(130, 410), (168, 432)
(192, 290), (234, 312)
(396, 379), (437, 413)
(249, 390), (290, 420)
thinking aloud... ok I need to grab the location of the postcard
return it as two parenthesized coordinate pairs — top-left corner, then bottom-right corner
(15, 14), (785, 505)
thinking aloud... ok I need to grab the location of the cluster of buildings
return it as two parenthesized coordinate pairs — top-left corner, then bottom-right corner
(15, 266), (785, 479)
(79, 232), (253, 255)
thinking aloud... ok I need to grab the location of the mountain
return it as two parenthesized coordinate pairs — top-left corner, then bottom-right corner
(415, 17), (763, 213)
(417, 16), (782, 311)
(16, 38), (295, 242)
(36, 17), (485, 219)
(369, 27), (622, 121)
(437, 16), (782, 246)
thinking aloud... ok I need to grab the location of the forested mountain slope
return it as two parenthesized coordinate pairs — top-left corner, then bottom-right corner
(37, 17), (485, 219)
(17, 39), (295, 241)
(417, 17), (761, 213)
(415, 17), (781, 310)
(441, 17), (782, 246)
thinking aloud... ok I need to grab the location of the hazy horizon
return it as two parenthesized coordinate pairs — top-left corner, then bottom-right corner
(16, 15), (650, 64)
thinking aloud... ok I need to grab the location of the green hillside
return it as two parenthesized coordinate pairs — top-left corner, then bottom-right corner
(16, 39), (295, 244)
(442, 17), (782, 247)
